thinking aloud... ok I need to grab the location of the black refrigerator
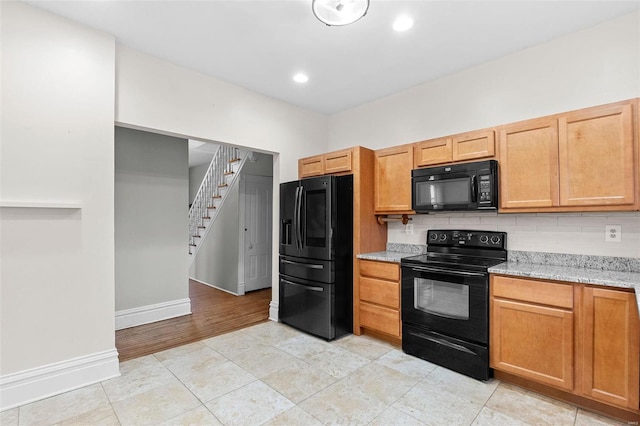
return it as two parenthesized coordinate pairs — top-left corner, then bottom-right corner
(279, 174), (353, 341)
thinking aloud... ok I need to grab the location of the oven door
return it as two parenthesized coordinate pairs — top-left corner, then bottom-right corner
(401, 265), (489, 344)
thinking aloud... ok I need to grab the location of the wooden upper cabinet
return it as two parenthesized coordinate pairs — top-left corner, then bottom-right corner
(499, 99), (638, 212)
(298, 155), (325, 178)
(298, 148), (354, 178)
(414, 129), (495, 168)
(580, 287), (639, 410)
(324, 148), (353, 175)
(499, 118), (559, 209)
(414, 137), (452, 167)
(559, 102), (635, 207)
(374, 144), (414, 213)
(452, 129), (495, 162)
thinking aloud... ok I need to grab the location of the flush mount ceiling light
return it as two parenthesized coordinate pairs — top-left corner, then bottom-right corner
(312, 0), (370, 26)
(393, 15), (414, 32)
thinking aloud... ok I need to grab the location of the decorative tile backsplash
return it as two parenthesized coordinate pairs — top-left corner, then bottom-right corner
(387, 211), (640, 259)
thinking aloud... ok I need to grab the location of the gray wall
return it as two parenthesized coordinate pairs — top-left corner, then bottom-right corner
(115, 127), (189, 311)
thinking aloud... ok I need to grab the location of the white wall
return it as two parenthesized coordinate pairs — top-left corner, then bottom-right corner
(115, 127), (189, 312)
(115, 46), (330, 311)
(328, 12), (640, 150)
(115, 46), (329, 184)
(328, 11), (640, 258)
(0, 1), (118, 408)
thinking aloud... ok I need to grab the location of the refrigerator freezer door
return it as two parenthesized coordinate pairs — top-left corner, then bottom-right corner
(279, 275), (334, 340)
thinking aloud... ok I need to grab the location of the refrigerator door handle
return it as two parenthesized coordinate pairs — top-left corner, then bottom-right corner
(281, 279), (324, 292)
(280, 259), (324, 269)
(293, 186), (300, 250)
(296, 185), (304, 250)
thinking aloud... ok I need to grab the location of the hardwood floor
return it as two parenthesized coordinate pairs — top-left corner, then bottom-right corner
(115, 280), (272, 362)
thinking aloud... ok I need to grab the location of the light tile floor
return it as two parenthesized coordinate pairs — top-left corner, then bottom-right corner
(1, 321), (628, 426)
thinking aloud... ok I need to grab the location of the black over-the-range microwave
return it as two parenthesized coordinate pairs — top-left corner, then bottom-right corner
(411, 159), (498, 212)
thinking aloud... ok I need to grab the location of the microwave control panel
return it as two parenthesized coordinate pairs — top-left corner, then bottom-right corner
(478, 174), (493, 204)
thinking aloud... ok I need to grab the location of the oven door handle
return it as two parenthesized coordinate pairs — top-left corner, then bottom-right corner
(407, 265), (486, 277)
(280, 279), (324, 292)
(409, 331), (476, 355)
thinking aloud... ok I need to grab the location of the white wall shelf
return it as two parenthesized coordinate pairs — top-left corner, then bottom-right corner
(0, 201), (82, 209)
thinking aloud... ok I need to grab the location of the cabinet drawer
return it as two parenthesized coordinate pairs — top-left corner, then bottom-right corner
(324, 149), (352, 174)
(360, 277), (399, 309)
(492, 275), (573, 309)
(359, 302), (400, 337)
(359, 260), (399, 281)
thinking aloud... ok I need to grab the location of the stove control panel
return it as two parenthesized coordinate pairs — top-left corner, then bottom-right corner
(427, 230), (507, 249)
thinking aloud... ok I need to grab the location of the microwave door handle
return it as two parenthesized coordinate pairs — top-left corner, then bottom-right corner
(471, 174), (477, 202)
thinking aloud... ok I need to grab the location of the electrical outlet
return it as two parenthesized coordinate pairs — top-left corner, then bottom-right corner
(605, 225), (621, 243)
(405, 224), (414, 234)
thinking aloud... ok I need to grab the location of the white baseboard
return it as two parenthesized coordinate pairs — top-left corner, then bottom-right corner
(115, 298), (191, 330)
(0, 349), (120, 411)
(269, 300), (279, 322)
(189, 277), (239, 296)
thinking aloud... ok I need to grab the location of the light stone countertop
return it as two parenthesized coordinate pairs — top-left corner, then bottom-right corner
(356, 243), (427, 264)
(356, 247), (640, 313)
(489, 251), (640, 315)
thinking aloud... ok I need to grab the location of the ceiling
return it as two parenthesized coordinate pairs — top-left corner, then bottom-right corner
(25, 0), (640, 115)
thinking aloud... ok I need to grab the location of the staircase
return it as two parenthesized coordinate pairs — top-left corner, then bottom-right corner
(188, 145), (248, 262)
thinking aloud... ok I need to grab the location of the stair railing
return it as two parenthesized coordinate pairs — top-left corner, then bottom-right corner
(188, 145), (245, 260)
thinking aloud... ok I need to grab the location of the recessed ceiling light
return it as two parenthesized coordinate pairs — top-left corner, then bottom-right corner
(293, 73), (309, 83)
(393, 15), (414, 32)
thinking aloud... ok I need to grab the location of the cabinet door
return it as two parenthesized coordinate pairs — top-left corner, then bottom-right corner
(374, 145), (413, 213)
(499, 118), (559, 209)
(581, 287), (639, 409)
(299, 155), (324, 178)
(413, 138), (452, 167)
(324, 148), (353, 175)
(452, 130), (495, 162)
(491, 298), (574, 391)
(559, 102), (636, 207)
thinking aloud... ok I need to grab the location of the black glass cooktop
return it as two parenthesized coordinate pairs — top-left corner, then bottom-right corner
(401, 252), (506, 271)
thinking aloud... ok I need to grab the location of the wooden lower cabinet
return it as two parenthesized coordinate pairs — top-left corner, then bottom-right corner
(491, 276), (574, 390)
(491, 275), (640, 413)
(580, 287), (639, 410)
(491, 298), (574, 391)
(356, 259), (401, 339)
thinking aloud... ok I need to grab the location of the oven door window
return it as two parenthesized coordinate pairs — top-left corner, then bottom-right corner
(414, 278), (469, 320)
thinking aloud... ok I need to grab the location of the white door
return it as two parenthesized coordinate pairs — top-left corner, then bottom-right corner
(242, 175), (273, 292)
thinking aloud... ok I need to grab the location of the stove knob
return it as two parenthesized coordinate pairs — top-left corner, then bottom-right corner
(439, 233), (447, 241)
(490, 235), (501, 245)
(479, 235), (489, 244)
(429, 233), (438, 242)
